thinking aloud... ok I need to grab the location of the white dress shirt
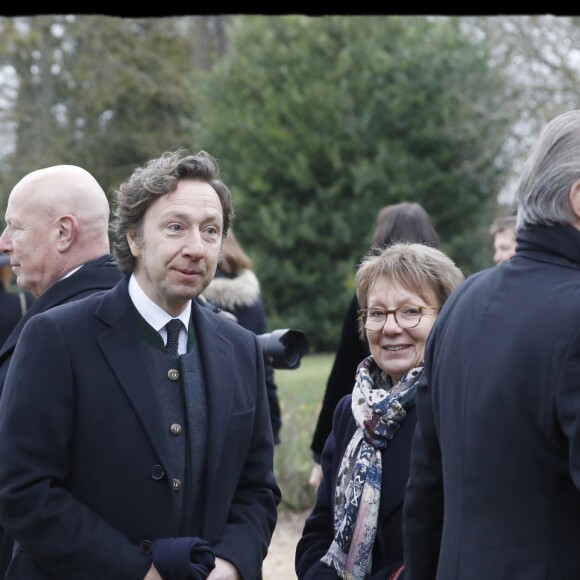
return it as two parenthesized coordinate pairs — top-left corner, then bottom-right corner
(128, 274), (190, 355)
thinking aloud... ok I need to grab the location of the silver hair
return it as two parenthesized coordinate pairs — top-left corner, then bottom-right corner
(516, 109), (580, 229)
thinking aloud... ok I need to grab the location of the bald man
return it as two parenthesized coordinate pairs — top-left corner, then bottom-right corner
(0, 165), (122, 577)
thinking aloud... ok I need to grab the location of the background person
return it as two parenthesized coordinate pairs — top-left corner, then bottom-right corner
(0, 164), (122, 578)
(203, 227), (282, 445)
(0, 253), (34, 347)
(308, 202), (441, 488)
(403, 109), (580, 578)
(0, 164), (122, 398)
(296, 242), (463, 580)
(0, 149), (280, 580)
(489, 214), (517, 264)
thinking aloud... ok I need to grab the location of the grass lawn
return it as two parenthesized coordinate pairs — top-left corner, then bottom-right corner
(272, 352), (334, 512)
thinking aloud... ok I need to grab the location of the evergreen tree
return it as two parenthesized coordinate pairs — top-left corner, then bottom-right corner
(192, 15), (510, 349)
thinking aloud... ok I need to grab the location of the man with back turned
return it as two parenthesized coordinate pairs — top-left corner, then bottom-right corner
(403, 110), (580, 578)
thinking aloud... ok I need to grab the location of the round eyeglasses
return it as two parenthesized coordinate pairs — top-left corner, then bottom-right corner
(358, 305), (440, 330)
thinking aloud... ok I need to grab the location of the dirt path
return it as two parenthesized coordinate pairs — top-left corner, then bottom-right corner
(262, 509), (309, 580)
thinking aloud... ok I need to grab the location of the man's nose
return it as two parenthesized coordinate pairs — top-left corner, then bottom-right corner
(0, 228), (12, 254)
(182, 230), (205, 257)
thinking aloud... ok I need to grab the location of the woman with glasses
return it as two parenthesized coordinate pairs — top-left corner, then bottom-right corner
(308, 202), (441, 490)
(296, 242), (463, 580)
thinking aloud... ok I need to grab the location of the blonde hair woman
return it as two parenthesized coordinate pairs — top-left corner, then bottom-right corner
(296, 242), (463, 580)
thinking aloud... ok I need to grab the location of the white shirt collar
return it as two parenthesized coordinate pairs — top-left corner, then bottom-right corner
(61, 264), (83, 280)
(128, 274), (191, 333)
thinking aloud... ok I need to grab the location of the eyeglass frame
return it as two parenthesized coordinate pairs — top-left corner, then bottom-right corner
(357, 305), (440, 330)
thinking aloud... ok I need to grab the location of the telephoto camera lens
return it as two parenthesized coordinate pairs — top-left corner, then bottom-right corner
(257, 329), (309, 370)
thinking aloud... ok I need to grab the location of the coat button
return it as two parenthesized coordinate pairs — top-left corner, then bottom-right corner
(168, 369), (179, 381)
(150, 465), (165, 480)
(172, 478), (182, 491)
(170, 423), (183, 435)
(139, 540), (153, 554)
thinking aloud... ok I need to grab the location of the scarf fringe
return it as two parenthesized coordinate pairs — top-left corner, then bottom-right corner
(321, 546), (346, 576)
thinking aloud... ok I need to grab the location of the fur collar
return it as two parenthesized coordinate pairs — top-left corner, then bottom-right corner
(203, 269), (261, 311)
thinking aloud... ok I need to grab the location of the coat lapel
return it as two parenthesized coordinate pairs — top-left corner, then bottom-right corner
(95, 278), (171, 468)
(191, 302), (234, 488)
(95, 287), (236, 486)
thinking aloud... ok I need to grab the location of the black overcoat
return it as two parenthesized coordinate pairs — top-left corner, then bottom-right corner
(0, 254), (122, 578)
(404, 224), (580, 579)
(0, 275), (280, 579)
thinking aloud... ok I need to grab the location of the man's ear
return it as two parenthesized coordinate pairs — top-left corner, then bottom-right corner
(56, 215), (78, 252)
(569, 180), (580, 224)
(126, 228), (141, 258)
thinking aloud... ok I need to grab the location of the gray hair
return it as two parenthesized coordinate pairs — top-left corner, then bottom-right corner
(355, 242), (464, 341)
(516, 109), (580, 229)
(111, 149), (234, 274)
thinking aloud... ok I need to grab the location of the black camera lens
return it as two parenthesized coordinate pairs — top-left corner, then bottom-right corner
(257, 329), (309, 370)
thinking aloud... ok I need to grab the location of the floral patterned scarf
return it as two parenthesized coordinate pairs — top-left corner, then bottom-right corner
(321, 355), (423, 579)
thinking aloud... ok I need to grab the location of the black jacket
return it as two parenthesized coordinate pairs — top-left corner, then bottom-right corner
(310, 295), (369, 461)
(404, 224), (580, 579)
(0, 254), (122, 578)
(0, 275), (279, 579)
(297, 394), (415, 579)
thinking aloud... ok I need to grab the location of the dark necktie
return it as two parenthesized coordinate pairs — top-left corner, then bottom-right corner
(165, 318), (182, 357)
